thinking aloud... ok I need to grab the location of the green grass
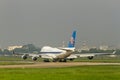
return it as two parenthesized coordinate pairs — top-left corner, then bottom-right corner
(0, 61), (34, 65)
(0, 65), (120, 80)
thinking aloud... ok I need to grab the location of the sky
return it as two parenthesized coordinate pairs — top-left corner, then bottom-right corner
(0, 0), (120, 48)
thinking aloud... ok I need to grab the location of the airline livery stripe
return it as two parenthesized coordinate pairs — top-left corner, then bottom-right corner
(40, 52), (62, 54)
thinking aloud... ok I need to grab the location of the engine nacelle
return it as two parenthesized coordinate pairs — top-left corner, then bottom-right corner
(67, 58), (74, 61)
(88, 56), (94, 60)
(21, 54), (28, 60)
(69, 58), (74, 61)
(32, 56), (37, 61)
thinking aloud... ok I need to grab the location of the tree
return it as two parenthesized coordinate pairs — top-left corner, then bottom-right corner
(3, 49), (11, 55)
(14, 44), (41, 53)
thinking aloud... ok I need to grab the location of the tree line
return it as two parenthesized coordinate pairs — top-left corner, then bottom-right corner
(0, 44), (41, 55)
(0, 44), (120, 55)
(81, 48), (120, 54)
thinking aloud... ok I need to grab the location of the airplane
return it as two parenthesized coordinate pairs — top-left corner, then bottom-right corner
(21, 30), (77, 62)
(18, 30), (116, 62)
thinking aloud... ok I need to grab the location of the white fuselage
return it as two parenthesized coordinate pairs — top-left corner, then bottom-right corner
(40, 46), (72, 59)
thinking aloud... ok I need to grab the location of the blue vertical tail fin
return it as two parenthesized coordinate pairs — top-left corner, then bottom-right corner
(68, 31), (76, 48)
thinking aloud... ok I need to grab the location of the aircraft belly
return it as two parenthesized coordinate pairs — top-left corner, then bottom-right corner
(56, 52), (72, 59)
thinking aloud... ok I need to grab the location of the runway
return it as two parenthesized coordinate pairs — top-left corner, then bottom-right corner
(0, 62), (120, 68)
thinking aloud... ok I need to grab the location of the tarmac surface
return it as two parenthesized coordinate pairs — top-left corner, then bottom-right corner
(0, 62), (120, 68)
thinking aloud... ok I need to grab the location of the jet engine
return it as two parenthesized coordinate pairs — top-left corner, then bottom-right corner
(32, 56), (38, 61)
(88, 56), (94, 60)
(21, 54), (28, 60)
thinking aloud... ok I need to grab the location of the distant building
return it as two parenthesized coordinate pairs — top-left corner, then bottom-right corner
(80, 46), (90, 51)
(99, 45), (109, 50)
(80, 41), (89, 51)
(91, 46), (97, 49)
(8, 46), (22, 51)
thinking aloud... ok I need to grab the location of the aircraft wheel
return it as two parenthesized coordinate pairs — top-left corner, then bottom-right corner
(43, 59), (50, 62)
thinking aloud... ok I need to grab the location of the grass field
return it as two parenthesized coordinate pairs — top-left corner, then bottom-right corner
(0, 56), (120, 80)
(0, 65), (120, 80)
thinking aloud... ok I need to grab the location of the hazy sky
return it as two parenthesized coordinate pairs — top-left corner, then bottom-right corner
(0, 0), (120, 48)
